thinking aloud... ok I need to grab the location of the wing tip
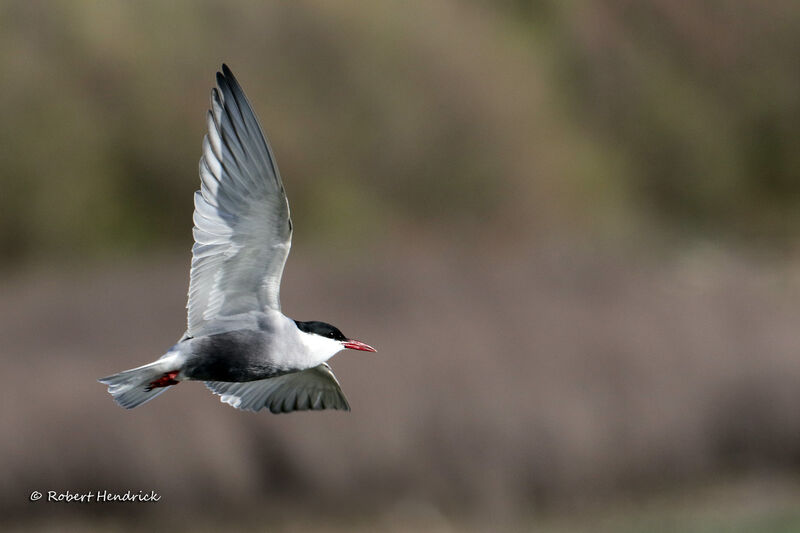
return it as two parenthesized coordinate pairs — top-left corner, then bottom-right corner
(215, 70), (226, 91)
(217, 64), (238, 93)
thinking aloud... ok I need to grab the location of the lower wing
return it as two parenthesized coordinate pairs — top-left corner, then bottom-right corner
(204, 363), (350, 413)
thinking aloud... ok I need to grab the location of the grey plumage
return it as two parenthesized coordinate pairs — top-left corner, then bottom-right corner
(182, 330), (282, 382)
(189, 64), (293, 336)
(205, 364), (350, 413)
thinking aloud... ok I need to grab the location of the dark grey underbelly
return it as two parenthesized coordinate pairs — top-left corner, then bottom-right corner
(182, 330), (287, 382)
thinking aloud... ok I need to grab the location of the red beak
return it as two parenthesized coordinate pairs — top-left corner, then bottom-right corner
(343, 339), (377, 352)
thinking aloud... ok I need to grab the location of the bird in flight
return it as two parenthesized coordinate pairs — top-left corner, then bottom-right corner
(100, 65), (376, 414)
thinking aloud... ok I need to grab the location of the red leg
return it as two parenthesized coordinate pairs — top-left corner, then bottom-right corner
(146, 371), (180, 391)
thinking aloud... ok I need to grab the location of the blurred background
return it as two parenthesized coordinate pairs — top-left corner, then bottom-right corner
(2, 1), (800, 531)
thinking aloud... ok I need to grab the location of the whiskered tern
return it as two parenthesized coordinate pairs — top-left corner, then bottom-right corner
(100, 65), (376, 414)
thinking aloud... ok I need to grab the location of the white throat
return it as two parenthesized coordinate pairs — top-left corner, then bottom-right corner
(297, 330), (345, 365)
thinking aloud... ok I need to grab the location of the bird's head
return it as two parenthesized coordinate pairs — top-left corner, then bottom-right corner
(294, 320), (376, 357)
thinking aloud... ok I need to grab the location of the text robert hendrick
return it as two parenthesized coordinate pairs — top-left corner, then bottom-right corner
(31, 490), (161, 503)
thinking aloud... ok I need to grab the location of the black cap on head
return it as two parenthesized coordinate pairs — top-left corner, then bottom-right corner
(294, 320), (347, 342)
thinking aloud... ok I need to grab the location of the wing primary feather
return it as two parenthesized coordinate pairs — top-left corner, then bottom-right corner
(220, 65), (280, 187)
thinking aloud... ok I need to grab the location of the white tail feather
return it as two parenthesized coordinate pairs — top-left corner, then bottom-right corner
(99, 359), (176, 409)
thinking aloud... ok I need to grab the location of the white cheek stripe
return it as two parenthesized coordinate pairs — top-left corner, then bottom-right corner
(269, 327), (345, 371)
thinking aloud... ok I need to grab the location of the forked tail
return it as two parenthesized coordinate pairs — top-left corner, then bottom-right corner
(99, 358), (179, 409)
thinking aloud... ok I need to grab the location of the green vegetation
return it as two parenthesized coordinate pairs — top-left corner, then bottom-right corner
(2, 1), (797, 264)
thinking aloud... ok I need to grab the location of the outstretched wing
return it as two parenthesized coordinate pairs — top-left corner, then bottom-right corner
(205, 364), (351, 413)
(187, 64), (292, 337)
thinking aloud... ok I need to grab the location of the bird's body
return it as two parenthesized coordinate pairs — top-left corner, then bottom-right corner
(100, 65), (375, 414)
(178, 313), (346, 383)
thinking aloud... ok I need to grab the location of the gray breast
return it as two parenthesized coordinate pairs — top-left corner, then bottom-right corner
(182, 329), (287, 382)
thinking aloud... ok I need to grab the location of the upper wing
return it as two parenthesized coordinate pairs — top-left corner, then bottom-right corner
(187, 64), (292, 337)
(204, 364), (351, 413)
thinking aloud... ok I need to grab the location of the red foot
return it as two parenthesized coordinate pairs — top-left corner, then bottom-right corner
(146, 371), (180, 391)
